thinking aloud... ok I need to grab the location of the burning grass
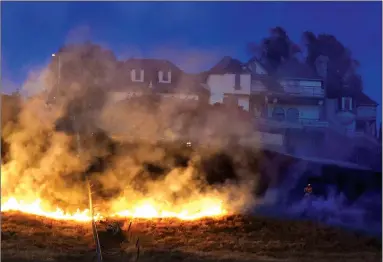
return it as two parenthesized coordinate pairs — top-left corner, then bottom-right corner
(1, 212), (381, 262)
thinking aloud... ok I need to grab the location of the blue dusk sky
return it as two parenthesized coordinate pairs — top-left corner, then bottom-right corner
(1, 1), (382, 120)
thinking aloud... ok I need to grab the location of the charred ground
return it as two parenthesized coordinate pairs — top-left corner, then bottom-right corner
(1, 212), (381, 262)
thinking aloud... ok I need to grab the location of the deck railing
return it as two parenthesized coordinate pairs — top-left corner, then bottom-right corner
(283, 86), (324, 97)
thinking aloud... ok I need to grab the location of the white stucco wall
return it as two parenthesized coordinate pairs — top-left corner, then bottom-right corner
(207, 74), (251, 110)
(267, 104), (321, 120)
(210, 93), (224, 104)
(207, 74), (251, 95)
(238, 97), (250, 111)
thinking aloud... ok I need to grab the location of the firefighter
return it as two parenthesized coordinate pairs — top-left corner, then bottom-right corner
(304, 183), (313, 196)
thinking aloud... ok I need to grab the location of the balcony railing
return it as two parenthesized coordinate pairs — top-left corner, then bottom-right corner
(283, 86), (324, 97)
(300, 118), (329, 127)
(255, 117), (329, 129)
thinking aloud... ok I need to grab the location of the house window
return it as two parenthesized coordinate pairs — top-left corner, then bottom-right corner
(131, 69), (144, 82)
(341, 97), (353, 111)
(286, 108), (299, 122)
(272, 107), (285, 121)
(158, 71), (172, 83)
(234, 74), (241, 90)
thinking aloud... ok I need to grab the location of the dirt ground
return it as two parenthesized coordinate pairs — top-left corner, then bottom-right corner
(1, 212), (381, 262)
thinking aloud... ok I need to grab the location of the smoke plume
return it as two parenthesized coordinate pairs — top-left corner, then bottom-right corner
(1, 42), (262, 216)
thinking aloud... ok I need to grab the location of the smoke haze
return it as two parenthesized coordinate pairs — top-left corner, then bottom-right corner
(1, 42), (381, 236)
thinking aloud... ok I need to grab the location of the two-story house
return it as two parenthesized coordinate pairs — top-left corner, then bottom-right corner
(204, 55), (380, 169)
(201, 56), (286, 150)
(324, 83), (380, 169)
(245, 57), (328, 158)
(104, 58), (211, 143)
(108, 58), (209, 104)
(201, 56), (253, 111)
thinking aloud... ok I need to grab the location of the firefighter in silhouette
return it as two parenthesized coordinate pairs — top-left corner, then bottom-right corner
(304, 184), (313, 197)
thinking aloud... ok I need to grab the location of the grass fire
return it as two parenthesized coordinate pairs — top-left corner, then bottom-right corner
(1, 42), (381, 262)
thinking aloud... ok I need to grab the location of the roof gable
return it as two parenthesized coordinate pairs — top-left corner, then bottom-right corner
(206, 56), (250, 75)
(115, 58), (207, 96)
(355, 92), (378, 106)
(123, 58), (182, 73)
(246, 57), (270, 74)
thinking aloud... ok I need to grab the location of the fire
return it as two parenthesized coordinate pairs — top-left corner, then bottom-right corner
(1, 196), (228, 222)
(1, 151), (229, 223)
(2, 197), (101, 222)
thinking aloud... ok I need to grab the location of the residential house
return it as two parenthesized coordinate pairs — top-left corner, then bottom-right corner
(204, 55), (380, 170)
(105, 58), (210, 142)
(201, 57), (286, 150)
(201, 56), (253, 111)
(108, 58), (209, 104)
(325, 83), (380, 168)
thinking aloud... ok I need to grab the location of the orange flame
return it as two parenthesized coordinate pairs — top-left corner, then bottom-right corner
(1, 149), (228, 222)
(1, 196), (227, 222)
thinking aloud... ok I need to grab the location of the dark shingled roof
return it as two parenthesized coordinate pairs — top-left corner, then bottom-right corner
(207, 56), (250, 74)
(327, 86), (378, 106)
(203, 56), (284, 92)
(356, 92), (378, 106)
(113, 58), (208, 96)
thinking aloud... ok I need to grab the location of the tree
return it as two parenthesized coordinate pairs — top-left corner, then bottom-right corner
(247, 26), (301, 71)
(302, 32), (363, 92)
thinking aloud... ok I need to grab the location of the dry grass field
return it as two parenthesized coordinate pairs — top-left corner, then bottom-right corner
(1, 211), (381, 262)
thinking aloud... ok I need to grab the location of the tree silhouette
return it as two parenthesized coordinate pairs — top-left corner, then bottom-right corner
(302, 32), (363, 92)
(248, 28), (364, 93)
(247, 26), (300, 71)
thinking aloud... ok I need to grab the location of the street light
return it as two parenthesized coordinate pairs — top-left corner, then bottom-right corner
(52, 53), (61, 83)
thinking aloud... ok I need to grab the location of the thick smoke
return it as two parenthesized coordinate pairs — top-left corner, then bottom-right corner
(2, 42), (380, 235)
(254, 160), (382, 237)
(1, 42), (261, 215)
